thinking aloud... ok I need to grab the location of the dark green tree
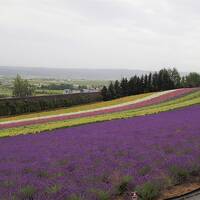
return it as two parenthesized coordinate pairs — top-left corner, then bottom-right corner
(108, 82), (116, 99)
(168, 68), (181, 88)
(180, 76), (186, 87)
(101, 86), (109, 101)
(152, 72), (159, 91)
(128, 76), (137, 95)
(120, 78), (129, 96)
(147, 72), (152, 91)
(114, 80), (121, 98)
(144, 74), (148, 92)
(135, 76), (141, 94)
(185, 72), (200, 87)
(140, 75), (145, 93)
(158, 68), (174, 90)
(13, 74), (35, 97)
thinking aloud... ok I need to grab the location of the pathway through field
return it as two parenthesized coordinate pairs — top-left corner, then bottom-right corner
(172, 190), (200, 200)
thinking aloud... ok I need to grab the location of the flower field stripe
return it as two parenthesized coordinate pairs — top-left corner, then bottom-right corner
(0, 105), (200, 199)
(0, 90), (170, 124)
(0, 92), (152, 122)
(0, 88), (195, 130)
(0, 90), (199, 137)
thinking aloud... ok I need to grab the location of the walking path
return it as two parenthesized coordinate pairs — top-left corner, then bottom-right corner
(170, 189), (200, 200)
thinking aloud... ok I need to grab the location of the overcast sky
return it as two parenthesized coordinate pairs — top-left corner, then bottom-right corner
(0, 0), (200, 72)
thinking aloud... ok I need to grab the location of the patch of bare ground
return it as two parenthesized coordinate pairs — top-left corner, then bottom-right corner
(158, 182), (200, 200)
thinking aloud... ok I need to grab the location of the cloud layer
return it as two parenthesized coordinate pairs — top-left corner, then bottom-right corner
(0, 0), (200, 72)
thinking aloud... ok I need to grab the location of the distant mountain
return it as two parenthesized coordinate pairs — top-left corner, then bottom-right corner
(0, 66), (152, 80)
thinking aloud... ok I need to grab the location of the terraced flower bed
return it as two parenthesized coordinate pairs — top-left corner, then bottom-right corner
(0, 105), (200, 199)
(0, 88), (195, 129)
(0, 93), (152, 123)
(0, 89), (199, 137)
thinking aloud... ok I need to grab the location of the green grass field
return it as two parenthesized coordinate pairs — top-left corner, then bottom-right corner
(0, 92), (152, 122)
(1, 90), (199, 138)
(0, 85), (12, 97)
(35, 89), (64, 95)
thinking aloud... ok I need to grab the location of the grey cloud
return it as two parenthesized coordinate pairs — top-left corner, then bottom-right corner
(0, 0), (200, 72)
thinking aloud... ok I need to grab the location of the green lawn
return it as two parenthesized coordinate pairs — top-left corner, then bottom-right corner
(35, 89), (64, 95)
(1, 91), (199, 138)
(0, 92), (152, 122)
(0, 85), (12, 97)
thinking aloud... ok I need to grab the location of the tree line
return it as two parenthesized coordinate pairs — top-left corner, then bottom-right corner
(0, 93), (102, 116)
(101, 68), (200, 101)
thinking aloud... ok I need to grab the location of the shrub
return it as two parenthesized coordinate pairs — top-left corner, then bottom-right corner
(66, 194), (84, 200)
(138, 165), (151, 176)
(36, 169), (49, 178)
(91, 189), (110, 200)
(19, 185), (36, 200)
(169, 165), (189, 185)
(136, 182), (160, 200)
(116, 175), (133, 195)
(188, 164), (200, 177)
(46, 184), (62, 194)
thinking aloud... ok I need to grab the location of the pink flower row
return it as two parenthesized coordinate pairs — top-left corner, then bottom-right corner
(0, 88), (196, 129)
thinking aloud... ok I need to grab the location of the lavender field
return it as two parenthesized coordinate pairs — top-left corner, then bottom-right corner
(0, 105), (200, 199)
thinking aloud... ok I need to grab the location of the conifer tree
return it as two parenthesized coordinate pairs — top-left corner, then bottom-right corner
(114, 80), (121, 98)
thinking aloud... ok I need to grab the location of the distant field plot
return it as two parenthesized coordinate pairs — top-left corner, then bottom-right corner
(0, 105), (199, 199)
(35, 89), (64, 95)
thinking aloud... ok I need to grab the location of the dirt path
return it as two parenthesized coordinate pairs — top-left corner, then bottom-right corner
(159, 183), (200, 200)
(170, 189), (200, 200)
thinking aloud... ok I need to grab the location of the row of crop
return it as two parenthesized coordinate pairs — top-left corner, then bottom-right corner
(0, 88), (195, 129)
(0, 92), (102, 116)
(1, 90), (199, 137)
(0, 93), (152, 123)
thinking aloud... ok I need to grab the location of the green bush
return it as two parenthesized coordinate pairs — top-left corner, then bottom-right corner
(136, 182), (160, 200)
(169, 165), (189, 185)
(19, 185), (36, 200)
(46, 184), (62, 194)
(116, 175), (133, 195)
(188, 164), (200, 177)
(138, 165), (151, 176)
(66, 194), (84, 200)
(91, 189), (110, 200)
